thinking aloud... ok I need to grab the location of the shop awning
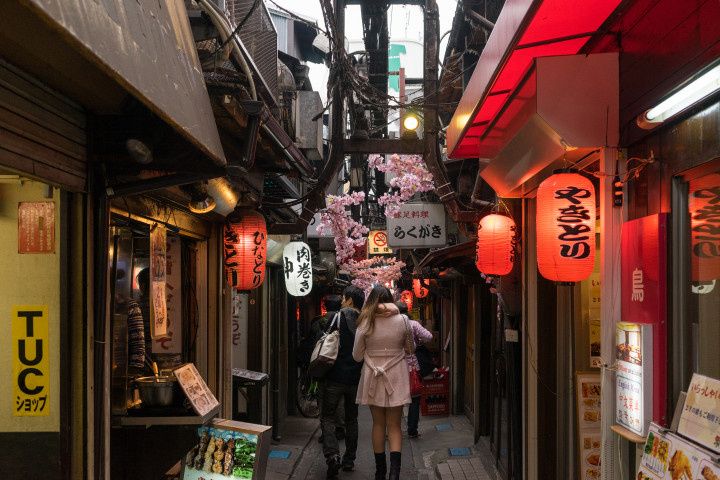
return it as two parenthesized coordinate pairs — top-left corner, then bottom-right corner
(415, 241), (476, 271)
(447, 0), (622, 160)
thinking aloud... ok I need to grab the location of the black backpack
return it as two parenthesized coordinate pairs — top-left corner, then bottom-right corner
(415, 344), (435, 377)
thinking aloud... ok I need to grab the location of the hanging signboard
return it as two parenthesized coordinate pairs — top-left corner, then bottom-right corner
(637, 422), (720, 480)
(616, 322), (654, 436)
(368, 230), (392, 255)
(150, 224), (168, 337)
(153, 235), (182, 353)
(174, 363), (219, 417)
(18, 202), (55, 254)
(282, 242), (313, 296)
(231, 291), (249, 371)
(575, 372), (601, 480)
(678, 373), (720, 454)
(386, 203), (446, 248)
(621, 213), (668, 426)
(12, 306), (49, 416)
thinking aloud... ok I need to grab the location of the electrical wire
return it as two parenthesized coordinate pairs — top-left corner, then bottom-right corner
(210, 0), (261, 57)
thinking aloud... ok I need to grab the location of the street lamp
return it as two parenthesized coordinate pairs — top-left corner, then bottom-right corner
(403, 113), (419, 131)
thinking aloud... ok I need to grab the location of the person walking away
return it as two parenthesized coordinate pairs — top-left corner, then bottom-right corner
(321, 286), (365, 478)
(395, 301), (432, 438)
(313, 295), (345, 444)
(353, 286), (412, 480)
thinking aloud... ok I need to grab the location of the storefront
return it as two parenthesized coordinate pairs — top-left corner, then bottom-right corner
(446, 0), (720, 479)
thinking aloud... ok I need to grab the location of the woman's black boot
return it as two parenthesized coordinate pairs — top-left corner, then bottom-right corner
(388, 451), (401, 480)
(374, 452), (387, 480)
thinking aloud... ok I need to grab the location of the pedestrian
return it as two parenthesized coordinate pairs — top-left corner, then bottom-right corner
(353, 285), (412, 480)
(321, 286), (366, 478)
(314, 295), (345, 445)
(395, 301), (432, 439)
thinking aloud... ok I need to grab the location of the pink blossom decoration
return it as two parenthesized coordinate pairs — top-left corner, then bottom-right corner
(316, 192), (369, 264)
(342, 257), (406, 294)
(368, 154), (435, 218)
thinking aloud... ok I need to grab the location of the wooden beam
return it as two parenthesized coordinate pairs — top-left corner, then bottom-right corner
(343, 138), (424, 154)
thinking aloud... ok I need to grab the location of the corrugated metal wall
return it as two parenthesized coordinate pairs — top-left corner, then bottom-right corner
(0, 59), (86, 191)
(226, 0), (279, 102)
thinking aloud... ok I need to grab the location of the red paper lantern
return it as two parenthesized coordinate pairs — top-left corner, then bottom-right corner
(413, 279), (429, 298)
(536, 171), (596, 283)
(689, 173), (720, 281)
(224, 210), (267, 290)
(476, 214), (516, 276)
(400, 290), (414, 310)
(320, 296), (327, 317)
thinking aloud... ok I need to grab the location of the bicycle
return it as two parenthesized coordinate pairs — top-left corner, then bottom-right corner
(296, 365), (320, 418)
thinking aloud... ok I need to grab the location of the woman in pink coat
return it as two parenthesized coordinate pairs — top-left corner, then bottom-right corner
(353, 285), (411, 480)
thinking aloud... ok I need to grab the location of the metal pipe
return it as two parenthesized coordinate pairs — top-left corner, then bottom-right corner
(464, 8), (495, 31)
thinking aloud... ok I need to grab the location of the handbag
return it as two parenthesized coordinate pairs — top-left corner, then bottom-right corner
(308, 312), (341, 378)
(409, 365), (423, 397)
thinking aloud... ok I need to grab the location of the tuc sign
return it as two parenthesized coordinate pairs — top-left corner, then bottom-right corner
(12, 306), (49, 416)
(386, 203), (446, 248)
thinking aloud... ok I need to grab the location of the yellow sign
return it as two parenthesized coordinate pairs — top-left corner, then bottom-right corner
(368, 230), (392, 255)
(12, 306), (49, 416)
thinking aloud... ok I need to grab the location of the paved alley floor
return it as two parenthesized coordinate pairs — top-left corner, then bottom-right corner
(266, 408), (501, 480)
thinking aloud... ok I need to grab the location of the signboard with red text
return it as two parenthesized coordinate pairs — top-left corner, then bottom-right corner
(387, 203), (446, 248)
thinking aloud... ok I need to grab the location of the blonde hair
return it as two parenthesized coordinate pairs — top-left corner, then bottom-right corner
(357, 285), (394, 337)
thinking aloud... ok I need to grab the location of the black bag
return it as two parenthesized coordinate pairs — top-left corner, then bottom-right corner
(415, 344), (435, 377)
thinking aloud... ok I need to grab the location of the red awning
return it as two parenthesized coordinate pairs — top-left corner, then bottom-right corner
(447, 0), (622, 159)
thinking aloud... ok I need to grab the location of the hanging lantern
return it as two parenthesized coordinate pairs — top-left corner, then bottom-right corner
(282, 241), (313, 296)
(536, 171), (596, 283)
(413, 279), (429, 298)
(400, 290), (414, 310)
(689, 173), (720, 281)
(224, 210), (267, 290)
(476, 214), (516, 276)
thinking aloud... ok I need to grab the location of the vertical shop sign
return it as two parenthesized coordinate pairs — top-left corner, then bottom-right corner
(18, 202), (55, 254)
(575, 372), (601, 480)
(12, 306), (49, 416)
(689, 173), (720, 282)
(678, 373), (720, 454)
(386, 203), (447, 248)
(621, 214), (668, 426)
(616, 322), (654, 435)
(231, 291), (248, 371)
(282, 242), (313, 296)
(153, 235), (181, 353)
(150, 224), (168, 337)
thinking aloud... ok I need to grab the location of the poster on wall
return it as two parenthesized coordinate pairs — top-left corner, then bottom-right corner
(174, 363), (219, 417)
(576, 372), (601, 480)
(153, 235), (182, 353)
(637, 422), (720, 480)
(12, 306), (49, 416)
(616, 322), (653, 436)
(150, 224), (168, 337)
(182, 419), (271, 480)
(386, 203), (447, 248)
(17, 202), (55, 254)
(678, 373), (720, 454)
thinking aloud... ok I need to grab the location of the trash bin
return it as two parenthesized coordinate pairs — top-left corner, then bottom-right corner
(232, 368), (270, 425)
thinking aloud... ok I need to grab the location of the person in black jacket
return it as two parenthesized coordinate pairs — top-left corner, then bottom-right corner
(322, 285), (365, 478)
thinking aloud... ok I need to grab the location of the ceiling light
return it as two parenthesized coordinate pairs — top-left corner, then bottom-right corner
(125, 138), (153, 164)
(183, 182), (217, 214)
(638, 63), (720, 129)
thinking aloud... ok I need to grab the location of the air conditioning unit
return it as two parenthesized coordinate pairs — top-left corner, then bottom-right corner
(293, 91), (323, 161)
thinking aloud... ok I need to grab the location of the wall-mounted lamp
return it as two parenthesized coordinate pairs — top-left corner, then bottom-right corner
(183, 182), (216, 214)
(125, 138), (153, 164)
(638, 63), (720, 129)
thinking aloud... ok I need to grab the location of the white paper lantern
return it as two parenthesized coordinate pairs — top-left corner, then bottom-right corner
(282, 241), (313, 296)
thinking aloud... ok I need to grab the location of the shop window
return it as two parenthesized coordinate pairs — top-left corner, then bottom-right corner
(684, 169), (720, 379)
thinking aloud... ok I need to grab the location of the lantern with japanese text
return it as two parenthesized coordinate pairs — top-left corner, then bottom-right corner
(400, 290), (414, 310)
(224, 210), (267, 290)
(476, 214), (516, 276)
(283, 241), (313, 296)
(413, 279), (429, 298)
(689, 173), (720, 281)
(536, 171), (596, 283)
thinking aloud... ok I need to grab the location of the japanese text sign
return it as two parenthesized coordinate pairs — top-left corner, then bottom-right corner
(387, 203), (446, 248)
(283, 242), (313, 296)
(615, 323), (654, 436)
(13, 306), (49, 416)
(679, 373), (720, 453)
(368, 230), (392, 255)
(18, 202), (55, 254)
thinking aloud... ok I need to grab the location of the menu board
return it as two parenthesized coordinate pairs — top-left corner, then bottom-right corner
(679, 374), (720, 454)
(576, 372), (602, 480)
(616, 322), (653, 436)
(637, 423), (720, 480)
(174, 363), (220, 417)
(183, 419), (271, 480)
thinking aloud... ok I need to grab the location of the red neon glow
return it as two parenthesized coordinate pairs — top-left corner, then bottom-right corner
(536, 172), (596, 283)
(400, 290), (414, 311)
(476, 214), (516, 276)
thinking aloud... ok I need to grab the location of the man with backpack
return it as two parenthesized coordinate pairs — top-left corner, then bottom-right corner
(320, 286), (365, 478)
